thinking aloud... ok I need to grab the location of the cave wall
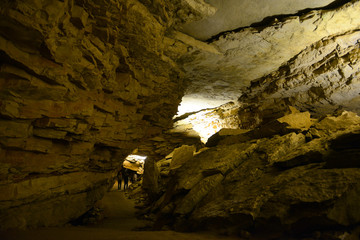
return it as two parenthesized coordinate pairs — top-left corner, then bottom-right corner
(152, 110), (360, 238)
(146, 1), (360, 237)
(1, 0), (359, 235)
(181, 0), (338, 40)
(238, 29), (360, 128)
(181, 0), (360, 101)
(0, 0), (196, 229)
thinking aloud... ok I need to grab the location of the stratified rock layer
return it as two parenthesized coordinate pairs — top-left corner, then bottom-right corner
(153, 111), (360, 238)
(181, 0), (337, 40)
(0, 0), (192, 229)
(180, 0), (360, 101)
(239, 29), (360, 120)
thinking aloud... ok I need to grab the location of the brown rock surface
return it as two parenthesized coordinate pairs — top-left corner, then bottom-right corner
(0, 0), (195, 229)
(153, 111), (360, 237)
(169, 145), (195, 170)
(1, 0), (360, 238)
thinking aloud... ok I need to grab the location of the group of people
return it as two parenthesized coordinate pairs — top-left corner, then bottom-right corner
(117, 167), (140, 190)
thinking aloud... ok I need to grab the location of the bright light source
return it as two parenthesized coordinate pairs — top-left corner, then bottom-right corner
(124, 154), (146, 174)
(176, 96), (229, 116)
(125, 154), (147, 164)
(172, 96), (242, 143)
(186, 109), (222, 143)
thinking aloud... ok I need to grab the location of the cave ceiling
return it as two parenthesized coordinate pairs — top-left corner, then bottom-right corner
(176, 0), (358, 109)
(182, 0), (338, 41)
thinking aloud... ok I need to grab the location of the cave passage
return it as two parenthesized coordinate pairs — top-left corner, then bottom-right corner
(115, 154), (145, 191)
(1, 0), (360, 239)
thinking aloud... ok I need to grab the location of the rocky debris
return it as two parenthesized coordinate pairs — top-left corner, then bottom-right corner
(325, 133), (360, 168)
(180, 0), (360, 101)
(273, 150), (324, 170)
(139, 144), (199, 208)
(170, 145), (195, 170)
(173, 173), (223, 216)
(208, 107), (315, 147)
(149, 111), (360, 238)
(1, 0), (359, 236)
(205, 128), (249, 147)
(0, 0), (196, 230)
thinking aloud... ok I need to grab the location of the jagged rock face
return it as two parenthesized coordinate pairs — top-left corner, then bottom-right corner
(152, 111), (360, 238)
(0, 0), (192, 229)
(1, 0), (359, 235)
(180, 0), (360, 102)
(239, 30), (360, 120)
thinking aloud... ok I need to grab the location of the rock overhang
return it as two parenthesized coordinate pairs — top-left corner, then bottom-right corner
(176, 0), (360, 112)
(181, 0), (347, 41)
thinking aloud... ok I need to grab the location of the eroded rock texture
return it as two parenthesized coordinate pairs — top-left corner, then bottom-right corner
(152, 111), (360, 238)
(239, 30), (360, 121)
(181, 0), (339, 40)
(1, 0), (360, 237)
(181, 0), (360, 101)
(0, 0), (194, 229)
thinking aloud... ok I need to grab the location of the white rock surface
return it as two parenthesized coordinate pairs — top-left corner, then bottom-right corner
(180, 1), (360, 101)
(181, 0), (338, 40)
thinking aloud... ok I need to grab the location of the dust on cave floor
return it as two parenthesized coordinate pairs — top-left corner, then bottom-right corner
(0, 184), (243, 240)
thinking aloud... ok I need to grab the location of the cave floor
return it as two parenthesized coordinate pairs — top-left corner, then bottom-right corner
(0, 189), (243, 240)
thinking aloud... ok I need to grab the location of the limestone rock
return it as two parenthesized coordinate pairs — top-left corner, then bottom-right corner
(175, 142), (257, 191)
(181, 0), (338, 40)
(154, 112), (360, 236)
(277, 108), (315, 131)
(238, 30), (360, 120)
(174, 173), (223, 215)
(325, 133), (360, 169)
(181, 1), (360, 101)
(0, 172), (112, 230)
(206, 128), (249, 147)
(0, 0), (190, 229)
(212, 111), (309, 147)
(142, 157), (161, 200)
(273, 150), (324, 169)
(169, 145), (195, 170)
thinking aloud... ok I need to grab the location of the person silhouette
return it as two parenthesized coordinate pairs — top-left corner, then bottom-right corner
(123, 168), (129, 190)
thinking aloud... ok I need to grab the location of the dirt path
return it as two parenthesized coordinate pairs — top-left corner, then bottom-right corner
(94, 189), (151, 231)
(0, 189), (243, 240)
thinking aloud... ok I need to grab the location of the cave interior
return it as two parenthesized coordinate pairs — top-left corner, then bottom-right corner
(1, 0), (360, 239)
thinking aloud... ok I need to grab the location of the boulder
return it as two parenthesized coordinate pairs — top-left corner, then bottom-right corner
(170, 145), (196, 170)
(154, 112), (360, 237)
(325, 133), (360, 168)
(142, 157), (160, 200)
(174, 173), (224, 215)
(206, 128), (249, 147)
(277, 108), (315, 131)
